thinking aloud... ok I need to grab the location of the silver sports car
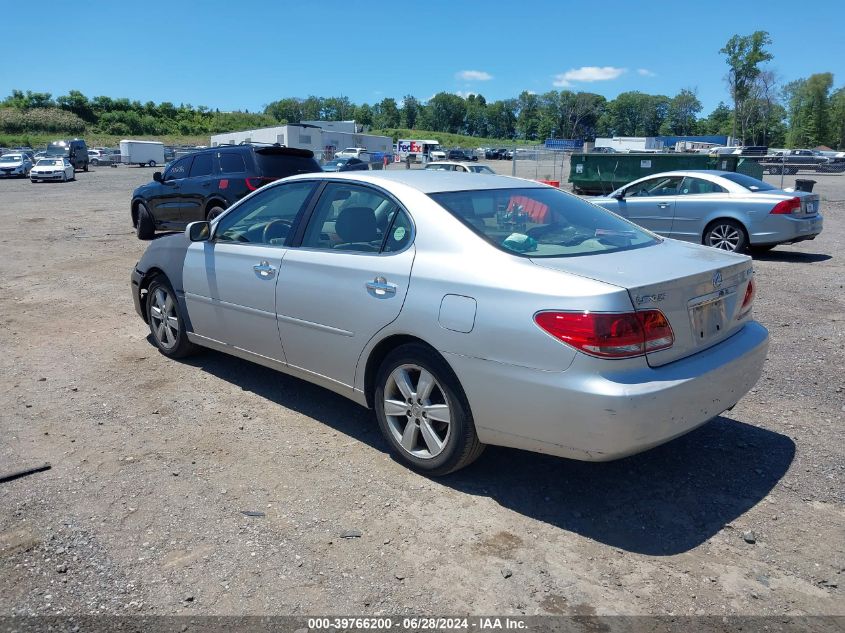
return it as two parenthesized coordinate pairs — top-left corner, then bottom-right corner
(131, 171), (769, 475)
(591, 170), (823, 253)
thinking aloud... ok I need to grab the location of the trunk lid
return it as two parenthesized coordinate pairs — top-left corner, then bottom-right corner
(530, 240), (755, 367)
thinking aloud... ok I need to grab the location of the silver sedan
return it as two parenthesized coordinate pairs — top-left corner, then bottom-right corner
(131, 171), (769, 475)
(591, 170), (823, 253)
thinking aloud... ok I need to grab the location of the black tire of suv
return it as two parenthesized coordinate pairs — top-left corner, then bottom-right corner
(206, 205), (226, 221)
(136, 203), (155, 240)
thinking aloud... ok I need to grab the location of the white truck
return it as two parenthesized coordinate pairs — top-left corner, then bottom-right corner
(336, 147), (371, 161)
(396, 139), (445, 165)
(120, 140), (166, 167)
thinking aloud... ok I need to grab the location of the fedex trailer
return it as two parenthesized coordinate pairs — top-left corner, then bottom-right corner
(396, 139), (444, 164)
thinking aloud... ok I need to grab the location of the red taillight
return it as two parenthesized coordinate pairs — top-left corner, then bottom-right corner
(770, 197), (801, 215)
(534, 310), (674, 359)
(245, 176), (276, 191)
(738, 278), (755, 318)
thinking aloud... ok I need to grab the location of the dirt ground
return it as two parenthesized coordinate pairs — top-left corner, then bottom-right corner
(0, 163), (842, 618)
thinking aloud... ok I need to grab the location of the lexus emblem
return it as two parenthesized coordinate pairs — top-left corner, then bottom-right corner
(712, 271), (723, 288)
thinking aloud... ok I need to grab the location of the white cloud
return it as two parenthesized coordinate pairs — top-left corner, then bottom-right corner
(553, 66), (627, 87)
(455, 91), (478, 98)
(637, 68), (657, 77)
(456, 70), (493, 81)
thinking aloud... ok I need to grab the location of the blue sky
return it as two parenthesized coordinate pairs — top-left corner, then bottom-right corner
(3, 1), (843, 115)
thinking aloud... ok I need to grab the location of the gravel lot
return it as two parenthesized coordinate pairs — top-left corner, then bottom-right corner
(0, 164), (842, 618)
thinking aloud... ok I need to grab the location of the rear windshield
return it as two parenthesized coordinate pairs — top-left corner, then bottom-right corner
(430, 187), (658, 258)
(720, 172), (777, 192)
(46, 146), (69, 156)
(254, 152), (321, 178)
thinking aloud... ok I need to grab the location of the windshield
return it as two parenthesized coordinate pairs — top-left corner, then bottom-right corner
(720, 172), (777, 192)
(37, 159), (62, 166)
(430, 187), (658, 258)
(0, 154), (22, 162)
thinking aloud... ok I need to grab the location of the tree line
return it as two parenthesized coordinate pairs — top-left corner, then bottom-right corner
(2, 32), (843, 149)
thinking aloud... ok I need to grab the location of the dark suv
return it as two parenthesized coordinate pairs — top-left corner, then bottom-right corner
(131, 144), (321, 239)
(447, 149), (477, 162)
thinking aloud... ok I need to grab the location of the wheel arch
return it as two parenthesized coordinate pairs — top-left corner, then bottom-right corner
(362, 334), (447, 409)
(204, 196), (228, 218)
(701, 211), (750, 244)
(137, 267), (168, 323)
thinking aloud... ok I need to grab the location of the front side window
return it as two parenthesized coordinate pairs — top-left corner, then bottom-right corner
(301, 183), (400, 252)
(164, 156), (193, 180)
(430, 187), (658, 258)
(214, 181), (317, 246)
(625, 176), (683, 197)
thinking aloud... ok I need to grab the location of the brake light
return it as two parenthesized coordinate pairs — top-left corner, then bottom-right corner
(245, 176), (276, 191)
(770, 197), (801, 215)
(737, 278), (755, 319)
(534, 310), (674, 359)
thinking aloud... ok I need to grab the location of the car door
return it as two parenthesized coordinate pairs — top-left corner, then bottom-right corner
(274, 182), (415, 388)
(150, 155), (194, 225)
(672, 176), (729, 242)
(182, 180), (319, 361)
(616, 175), (682, 235)
(180, 152), (215, 223)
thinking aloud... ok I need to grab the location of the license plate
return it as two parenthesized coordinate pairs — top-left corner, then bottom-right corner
(690, 298), (728, 344)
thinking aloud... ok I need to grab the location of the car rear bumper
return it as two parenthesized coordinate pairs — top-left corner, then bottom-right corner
(749, 213), (823, 245)
(445, 320), (769, 461)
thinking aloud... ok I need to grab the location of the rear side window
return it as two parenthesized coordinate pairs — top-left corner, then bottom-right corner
(254, 151), (321, 178)
(219, 152), (247, 173)
(189, 153), (213, 177)
(430, 187), (658, 258)
(720, 172), (777, 192)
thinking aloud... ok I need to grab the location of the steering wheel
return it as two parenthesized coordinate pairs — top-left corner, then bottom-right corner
(262, 219), (292, 244)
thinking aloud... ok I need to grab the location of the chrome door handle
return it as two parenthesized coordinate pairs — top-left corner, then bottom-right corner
(253, 260), (276, 279)
(657, 203), (671, 208)
(366, 276), (397, 296)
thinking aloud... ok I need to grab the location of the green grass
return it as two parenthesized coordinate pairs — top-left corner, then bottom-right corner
(0, 133), (209, 149)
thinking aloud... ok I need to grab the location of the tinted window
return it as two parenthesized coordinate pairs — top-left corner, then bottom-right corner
(301, 183), (399, 252)
(189, 153), (213, 177)
(215, 181), (316, 246)
(254, 150), (321, 178)
(679, 177), (726, 195)
(219, 152), (247, 173)
(165, 156), (192, 180)
(382, 209), (413, 253)
(430, 187), (657, 258)
(720, 173), (777, 192)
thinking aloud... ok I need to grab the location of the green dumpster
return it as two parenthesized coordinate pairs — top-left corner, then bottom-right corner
(569, 153), (762, 194)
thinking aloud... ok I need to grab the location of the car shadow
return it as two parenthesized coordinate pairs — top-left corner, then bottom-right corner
(172, 346), (795, 556)
(751, 250), (831, 263)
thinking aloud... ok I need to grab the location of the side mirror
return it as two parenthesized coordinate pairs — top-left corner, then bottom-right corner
(612, 190), (625, 199)
(153, 171), (163, 183)
(186, 221), (210, 242)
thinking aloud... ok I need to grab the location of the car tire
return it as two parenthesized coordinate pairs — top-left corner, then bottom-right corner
(148, 160), (156, 167)
(91, 159), (99, 166)
(135, 203), (155, 240)
(374, 343), (484, 476)
(206, 205), (226, 221)
(704, 219), (747, 253)
(145, 276), (199, 359)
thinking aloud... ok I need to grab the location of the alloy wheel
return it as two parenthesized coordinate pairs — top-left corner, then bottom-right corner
(707, 224), (742, 251)
(150, 287), (179, 350)
(383, 364), (451, 459)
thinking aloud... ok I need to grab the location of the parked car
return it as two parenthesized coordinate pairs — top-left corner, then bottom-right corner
(33, 151), (48, 160)
(30, 157), (75, 182)
(591, 146), (618, 154)
(130, 144), (322, 239)
(336, 147), (370, 160)
(322, 157), (369, 172)
(87, 149), (112, 166)
(446, 149), (477, 162)
(0, 152), (34, 178)
(590, 170), (823, 253)
(46, 139), (89, 171)
(130, 171), (768, 475)
(424, 161), (495, 174)
(484, 148), (501, 159)
(499, 148), (513, 160)
(760, 149), (841, 175)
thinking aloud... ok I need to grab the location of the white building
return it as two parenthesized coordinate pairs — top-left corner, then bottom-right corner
(210, 123), (392, 162)
(594, 137), (663, 152)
